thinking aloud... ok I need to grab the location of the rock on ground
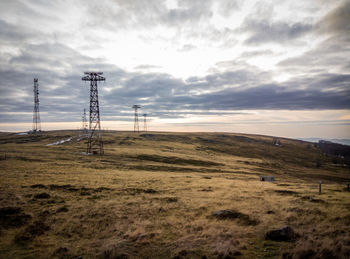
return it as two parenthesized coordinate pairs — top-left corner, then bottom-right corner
(265, 225), (295, 241)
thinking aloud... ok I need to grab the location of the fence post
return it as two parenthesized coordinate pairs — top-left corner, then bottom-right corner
(319, 181), (322, 194)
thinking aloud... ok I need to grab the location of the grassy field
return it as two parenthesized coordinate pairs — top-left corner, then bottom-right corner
(0, 130), (349, 258)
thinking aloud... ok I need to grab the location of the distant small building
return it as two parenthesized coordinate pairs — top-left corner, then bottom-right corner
(260, 176), (275, 182)
(273, 138), (281, 146)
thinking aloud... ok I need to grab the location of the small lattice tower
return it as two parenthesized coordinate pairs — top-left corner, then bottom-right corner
(82, 108), (88, 134)
(143, 114), (147, 132)
(32, 78), (41, 133)
(82, 72), (105, 155)
(132, 105), (141, 133)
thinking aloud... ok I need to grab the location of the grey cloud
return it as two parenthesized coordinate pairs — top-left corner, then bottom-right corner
(164, 0), (213, 26)
(86, 0), (167, 30)
(102, 62), (350, 115)
(319, 0), (350, 35)
(8, 43), (99, 75)
(205, 60), (272, 86)
(278, 34), (350, 73)
(308, 73), (350, 90)
(235, 1), (314, 45)
(250, 1), (274, 20)
(2, 58), (350, 123)
(0, 0), (349, 124)
(83, 0), (231, 44)
(277, 1), (349, 74)
(188, 26), (237, 46)
(0, 41), (122, 123)
(203, 70), (262, 89)
(105, 73), (186, 105)
(86, 0), (213, 30)
(217, 0), (240, 17)
(178, 44), (197, 52)
(242, 19), (313, 45)
(239, 49), (275, 58)
(1, 34), (349, 124)
(195, 83), (350, 110)
(0, 19), (35, 43)
(134, 64), (162, 70)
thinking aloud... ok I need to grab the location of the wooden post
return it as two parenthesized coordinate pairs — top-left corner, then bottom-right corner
(319, 181), (322, 194)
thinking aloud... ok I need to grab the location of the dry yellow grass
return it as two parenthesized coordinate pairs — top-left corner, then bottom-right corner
(0, 130), (349, 258)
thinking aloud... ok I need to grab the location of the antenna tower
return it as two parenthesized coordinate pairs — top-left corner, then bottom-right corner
(143, 114), (147, 132)
(32, 78), (41, 133)
(82, 72), (105, 155)
(82, 108), (88, 134)
(132, 105), (141, 133)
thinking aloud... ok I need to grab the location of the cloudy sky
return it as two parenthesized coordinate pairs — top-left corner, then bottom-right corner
(0, 0), (349, 138)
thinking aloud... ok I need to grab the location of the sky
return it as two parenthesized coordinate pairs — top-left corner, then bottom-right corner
(0, 0), (349, 139)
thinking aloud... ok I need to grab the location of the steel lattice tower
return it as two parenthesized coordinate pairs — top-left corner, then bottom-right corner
(82, 108), (88, 134)
(32, 78), (41, 133)
(82, 72), (105, 155)
(143, 114), (147, 132)
(132, 105), (141, 133)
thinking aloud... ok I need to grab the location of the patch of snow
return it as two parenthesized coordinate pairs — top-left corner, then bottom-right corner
(16, 132), (28, 135)
(76, 136), (87, 142)
(78, 152), (91, 156)
(46, 138), (72, 146)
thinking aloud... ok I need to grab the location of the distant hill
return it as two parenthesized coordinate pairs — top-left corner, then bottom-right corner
(300, 138), (350, 146)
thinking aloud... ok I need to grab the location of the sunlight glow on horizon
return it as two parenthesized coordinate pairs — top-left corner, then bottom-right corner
(1, 109), (349, 139)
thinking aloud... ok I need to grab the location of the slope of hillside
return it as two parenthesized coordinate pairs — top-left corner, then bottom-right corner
(0, 131), (349, 258)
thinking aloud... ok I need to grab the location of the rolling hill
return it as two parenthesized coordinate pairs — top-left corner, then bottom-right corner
(0, 130), (349, 258)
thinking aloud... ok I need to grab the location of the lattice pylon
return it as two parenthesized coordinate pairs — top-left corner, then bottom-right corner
(32, 78), (41, 133)
(82, 108), (88, 134)
(132, 105), (141, 133)
(143, 113), (147, 132)
(82, 72), (105, 155)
